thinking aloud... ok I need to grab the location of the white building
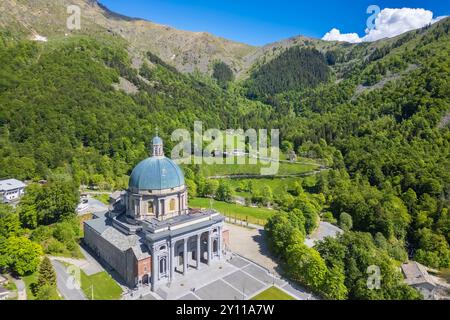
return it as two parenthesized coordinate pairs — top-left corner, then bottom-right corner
(0, 179), (26, 203)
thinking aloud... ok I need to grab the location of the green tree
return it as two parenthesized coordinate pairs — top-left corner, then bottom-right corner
(215, 181), (234, 202)
(212, 61), (234, 86)
(37, 256), (57, 290)
(286, 243), (327, 290)
(261, 185), (273, 206)
(203, 180), (219, 198)
(185, 179), (198, 198)
(0, 236), (43, 276)
(321, 265), (348, 300)
(18, 183), (41, 229)
(339, 212), (353, 231)
(35, 284), (59, 300)
(36, 180), (79, 225)
(0, 204), (20, 238)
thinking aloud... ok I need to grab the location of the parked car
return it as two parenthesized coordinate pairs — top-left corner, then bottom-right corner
(76, 198), (89, 212)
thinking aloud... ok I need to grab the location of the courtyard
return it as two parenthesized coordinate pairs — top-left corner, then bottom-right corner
(136, 253), (314, 300)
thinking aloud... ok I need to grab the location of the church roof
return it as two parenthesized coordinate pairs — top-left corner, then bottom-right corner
(129, 136), (185, 190)
(129, 156), (185, 190)
(152, 136), (163, 145)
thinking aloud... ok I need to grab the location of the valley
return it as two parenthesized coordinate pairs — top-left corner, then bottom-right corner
(0, 0), (449, 301)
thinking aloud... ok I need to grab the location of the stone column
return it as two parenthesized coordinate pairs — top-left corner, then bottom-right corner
(196, 234), (201, 269)
(183, 238), (188, 275)
(207, 230), (212, 266)
(170, 241), (175, 282)
(151, 248), (157, 291)
(218, 227), (222, 259)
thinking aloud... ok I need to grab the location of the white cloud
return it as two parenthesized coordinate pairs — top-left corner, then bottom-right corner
(322, 8), (447, 43)
(322, 28), (362, 43)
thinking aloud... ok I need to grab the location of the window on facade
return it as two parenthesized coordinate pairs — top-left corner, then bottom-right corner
(160, 258), (167, 274)
(169, 199), (176, 211)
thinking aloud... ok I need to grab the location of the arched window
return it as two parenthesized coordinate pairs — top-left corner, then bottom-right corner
(159, 257), (167, 275)
(169, 199), (176, 211)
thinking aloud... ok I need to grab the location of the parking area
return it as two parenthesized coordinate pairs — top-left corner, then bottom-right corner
(225, 223), (279, 274)
(76, 197), (108, 215)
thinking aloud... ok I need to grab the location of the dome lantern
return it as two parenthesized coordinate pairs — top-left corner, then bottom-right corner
(152, 135), (164, 157)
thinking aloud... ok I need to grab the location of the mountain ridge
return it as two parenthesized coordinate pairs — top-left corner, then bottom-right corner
(1, 0), (447, 80)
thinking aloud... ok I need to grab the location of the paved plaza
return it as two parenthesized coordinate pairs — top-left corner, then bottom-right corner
(137, 254), (315, 300)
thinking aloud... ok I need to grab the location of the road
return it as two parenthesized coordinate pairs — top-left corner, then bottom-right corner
(13, 278), (26, 300)
(208, 168), (328, 179)
(51, 260), (87, 300)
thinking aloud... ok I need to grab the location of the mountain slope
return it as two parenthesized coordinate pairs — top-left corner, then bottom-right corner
(0, 0), (256, 73)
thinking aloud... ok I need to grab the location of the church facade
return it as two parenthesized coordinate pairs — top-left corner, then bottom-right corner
(84, 136), (225, 291)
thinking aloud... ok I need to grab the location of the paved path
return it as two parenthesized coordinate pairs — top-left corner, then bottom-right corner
(77, 198), (108, 216)
(51, 260), (86, 300)
(208, 169), (326, 179)
(13, 278), (26, 300)
(49, 246), (104, 276)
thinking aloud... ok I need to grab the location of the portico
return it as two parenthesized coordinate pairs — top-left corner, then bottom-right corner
(149, 223), (224, 291)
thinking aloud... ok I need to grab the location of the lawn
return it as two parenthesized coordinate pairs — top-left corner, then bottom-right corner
(251, 286), (296, 300)
(223, 177), (300, 198)
(93, 194), (110, 205)
(22, 272), (38, 300)
(187, 155), (320, 177)
(437, 268), (450, 284)
(189, 197), (276, 225)
(80, 271), (123, 300)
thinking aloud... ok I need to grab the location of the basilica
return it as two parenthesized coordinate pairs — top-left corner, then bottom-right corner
(84, 136), (226, 291)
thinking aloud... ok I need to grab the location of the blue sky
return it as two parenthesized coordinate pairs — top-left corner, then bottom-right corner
(99, 0), (450, 45)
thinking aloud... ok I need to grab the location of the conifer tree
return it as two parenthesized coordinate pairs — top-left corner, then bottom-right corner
(37, 256), (57, 289)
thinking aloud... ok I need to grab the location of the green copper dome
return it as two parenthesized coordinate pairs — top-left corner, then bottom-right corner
(129, 157), (185, 190)
(129, 136), (184, 190)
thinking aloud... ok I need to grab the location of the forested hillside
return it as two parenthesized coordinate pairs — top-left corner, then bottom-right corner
(0, 32), (270, 189)
(262, 18), (450, 298)
(245, 47), (331, 99)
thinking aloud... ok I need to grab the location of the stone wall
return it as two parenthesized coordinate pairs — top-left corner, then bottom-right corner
(83, 224), (138, 287)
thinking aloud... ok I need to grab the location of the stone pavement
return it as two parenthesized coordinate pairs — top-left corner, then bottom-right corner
(225, 223), (279, 274)
(138, 253), (316, 300)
